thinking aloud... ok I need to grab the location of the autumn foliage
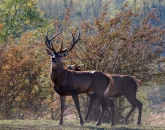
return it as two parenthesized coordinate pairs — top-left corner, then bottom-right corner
(0, 1), (165, 125)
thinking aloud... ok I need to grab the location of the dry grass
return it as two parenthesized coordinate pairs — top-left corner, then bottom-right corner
(1, 103), (165, 130)
(143, 102), (165, 127)
(0, 119), (165, 130)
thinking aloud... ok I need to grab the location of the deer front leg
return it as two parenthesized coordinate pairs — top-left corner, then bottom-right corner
(59, 96), (66, 125)
(125, 106), (136, 124)
(71, 93), (84, 126)
(85, 94), (96, 122)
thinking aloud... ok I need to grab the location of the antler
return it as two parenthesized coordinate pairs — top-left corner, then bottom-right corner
(58, 31), (80, 56)
(45, 32), (62, 52)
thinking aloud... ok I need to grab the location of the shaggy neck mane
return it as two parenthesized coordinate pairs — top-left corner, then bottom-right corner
(51, 64), (66, 86)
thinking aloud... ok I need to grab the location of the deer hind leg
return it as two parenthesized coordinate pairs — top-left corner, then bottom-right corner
(85, 94), (96, 122)
(71, 93), (84, 126)
(103, 96), (115, 126)
(103, 84), (115, 126)
(59, 96), (66, 125)
(125, 95), (143, 125)
(95, 96), (109, 126)
(135, 98), (143, 125)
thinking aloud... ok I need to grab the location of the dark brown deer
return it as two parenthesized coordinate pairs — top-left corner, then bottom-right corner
(67, 64), (143, 126)
(45, 32), (115, 126)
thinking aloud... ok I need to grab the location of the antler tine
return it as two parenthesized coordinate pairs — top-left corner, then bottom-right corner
(45, 32), (62, 52)
(72, 31), (80, 45)
(60, 42), (63, 52)
(49, 32), (62, 52)
(68, 31), (80, 51)
(45, 32), (54, 51)
(49, 32), (62, 42)
(60, 31), (80, 53)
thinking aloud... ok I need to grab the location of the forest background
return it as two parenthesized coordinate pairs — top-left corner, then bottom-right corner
(0, 0), (165, 126)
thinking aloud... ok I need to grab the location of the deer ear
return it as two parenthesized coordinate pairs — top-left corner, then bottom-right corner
(77, 64), (84, 69)
(72, 64), (77, 70)
(45, 49), (53, 56)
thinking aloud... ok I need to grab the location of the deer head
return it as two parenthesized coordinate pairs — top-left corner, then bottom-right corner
(67, 64), (83, 71)
(45, 32), (80, 69)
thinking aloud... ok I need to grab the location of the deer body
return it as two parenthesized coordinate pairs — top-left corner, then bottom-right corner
(52, 68), (111, 95)
(107, 75), (140, 97)
(85, 74), (143, 125)
(68, 65), (143, 125)
(45, 32), (115, 126)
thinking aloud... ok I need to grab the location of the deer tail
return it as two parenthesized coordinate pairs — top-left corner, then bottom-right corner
(104, 75), (114, 98)
(133, 77), (142, 92)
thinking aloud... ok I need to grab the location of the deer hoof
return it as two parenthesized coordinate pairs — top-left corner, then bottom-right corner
(84, 120), (89, 123)
(80, 120), (84, 126)
(111, 123), (115, 126)
(80, 123), (84, 126)
(137, 123), (142, 126)
(95, 122), (101, 126)
(124, 120), (128, 125)
(59, 122), (63, 125)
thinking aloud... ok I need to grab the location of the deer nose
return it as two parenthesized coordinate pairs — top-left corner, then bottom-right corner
(52, 58), (56, 62)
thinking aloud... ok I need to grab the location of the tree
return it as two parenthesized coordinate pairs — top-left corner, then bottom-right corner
(0, 0), (44, 42)
(0, 30), (56, 119)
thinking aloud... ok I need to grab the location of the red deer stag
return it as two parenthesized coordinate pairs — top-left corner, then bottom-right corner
(68, 64), (143, 125)
(45, 32), (115, 126)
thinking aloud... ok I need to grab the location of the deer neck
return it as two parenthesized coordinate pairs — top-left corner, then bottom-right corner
(51, 64), (66, 86)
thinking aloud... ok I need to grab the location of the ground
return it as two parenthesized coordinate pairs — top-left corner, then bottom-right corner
(0, 120), (165, 130)
(1, 102), (165, 130)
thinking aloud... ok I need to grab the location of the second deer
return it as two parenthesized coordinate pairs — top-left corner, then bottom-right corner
(68, 64), (143, 126)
